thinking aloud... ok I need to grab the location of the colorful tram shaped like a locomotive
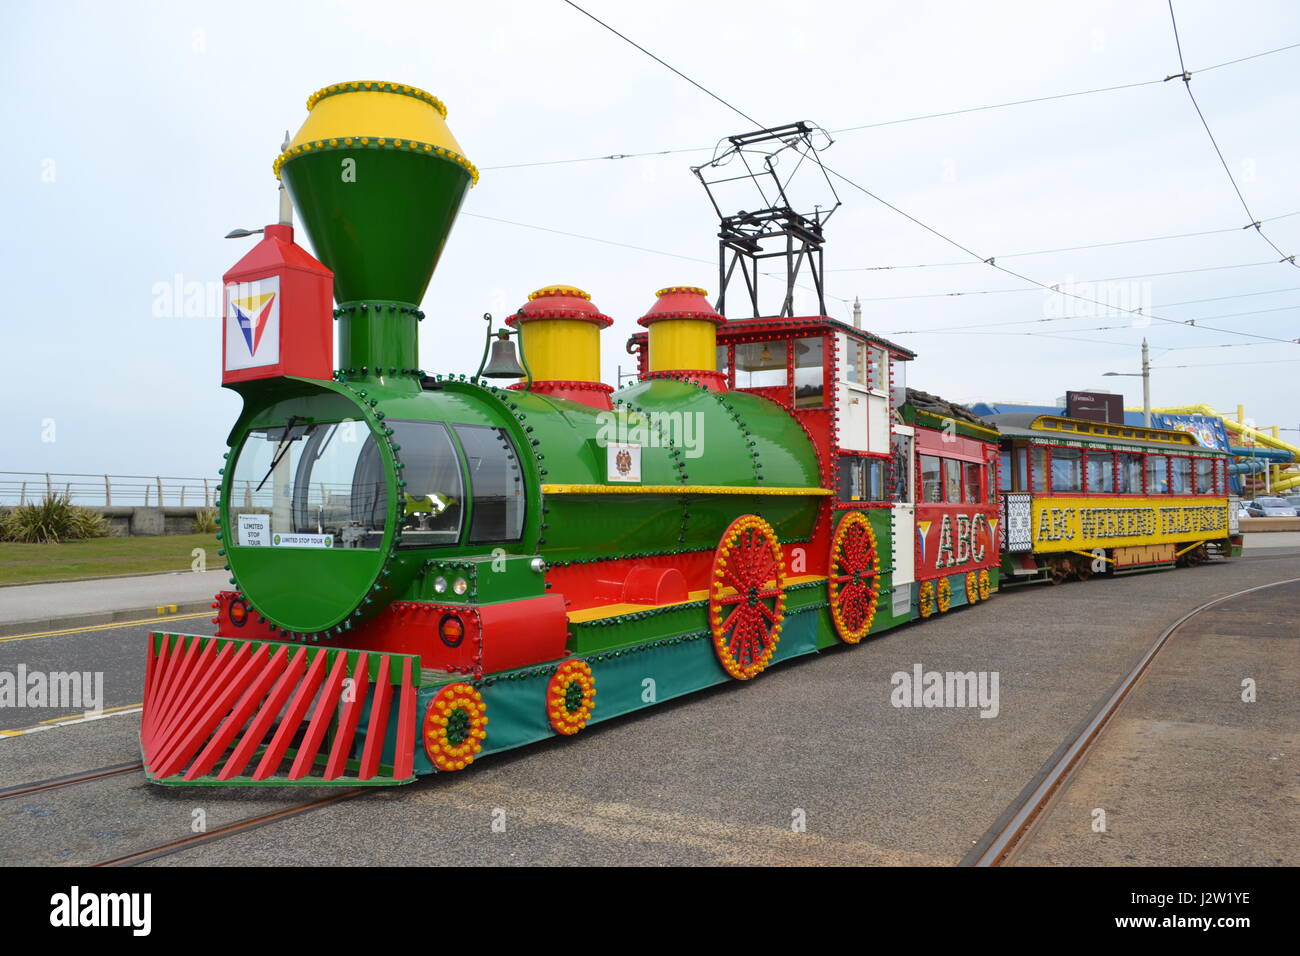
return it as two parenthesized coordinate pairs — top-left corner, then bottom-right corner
(140, 83), (1239, 786)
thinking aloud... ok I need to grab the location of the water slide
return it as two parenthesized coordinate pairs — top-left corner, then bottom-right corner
(1132, 404), (1300, 492)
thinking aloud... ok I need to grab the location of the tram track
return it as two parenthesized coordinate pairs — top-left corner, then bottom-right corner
(91, 787), (372, 867)
(2, 761), (373, 867)
(962, 577), (1300, 867)
(0, 761), (144, 801)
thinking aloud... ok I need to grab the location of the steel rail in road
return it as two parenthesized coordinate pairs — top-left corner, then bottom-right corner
(962, 576), (1300, 867)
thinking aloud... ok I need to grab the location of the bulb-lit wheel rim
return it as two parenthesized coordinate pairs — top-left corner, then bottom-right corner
(978, 568), (992, 600)
(829, 511), (880, 644)
(547, 660), (596, 736)
(918, 580), (936, 619)
(424, 682), (487, 772)
(965, 572), (979, 605)
(709, 515), (786, 680)
(937, 577), (952, 613)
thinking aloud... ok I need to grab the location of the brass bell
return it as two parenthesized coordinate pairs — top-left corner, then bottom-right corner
(481, 332), (526, 379)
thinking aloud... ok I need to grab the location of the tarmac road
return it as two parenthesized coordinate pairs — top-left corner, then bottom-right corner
(0, 551), (1295, 866)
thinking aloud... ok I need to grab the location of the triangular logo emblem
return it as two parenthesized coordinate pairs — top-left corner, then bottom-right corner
(231, 292), (277, 356)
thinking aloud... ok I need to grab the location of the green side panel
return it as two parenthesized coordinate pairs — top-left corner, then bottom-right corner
(506, 379), (823, 564)
(280, 147), (471, 306)
(418, 605), (825, 770)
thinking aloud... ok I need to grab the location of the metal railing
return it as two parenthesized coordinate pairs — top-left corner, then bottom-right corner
(0, 472), (359, 511)
(0, 472), (219, 508)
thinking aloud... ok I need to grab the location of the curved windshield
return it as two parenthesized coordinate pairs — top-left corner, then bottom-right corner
(228, 418), (492, 550)
(228, 420), (388, 549)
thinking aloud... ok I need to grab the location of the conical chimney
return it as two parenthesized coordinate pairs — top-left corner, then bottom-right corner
(275, 81), (478, 372)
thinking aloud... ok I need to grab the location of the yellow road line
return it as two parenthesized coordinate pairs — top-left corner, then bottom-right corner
(0, 611), (210, 644)
(0, 703), (143, 738)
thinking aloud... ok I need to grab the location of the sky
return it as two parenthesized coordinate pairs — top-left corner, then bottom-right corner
(3, 0), (1299, 480)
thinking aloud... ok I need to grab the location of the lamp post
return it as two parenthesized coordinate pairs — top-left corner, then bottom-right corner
(1103, 338), (1151, 427)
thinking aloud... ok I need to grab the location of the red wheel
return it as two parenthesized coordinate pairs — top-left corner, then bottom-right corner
(709, 515), (786, 680)
(829, 511), (880, 644)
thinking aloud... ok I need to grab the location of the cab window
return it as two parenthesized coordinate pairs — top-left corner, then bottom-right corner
(454, 425), (526, 543)
(735, 341), (788, 389)
(391, 421), (464, 547)
(794, 337), (825, 408)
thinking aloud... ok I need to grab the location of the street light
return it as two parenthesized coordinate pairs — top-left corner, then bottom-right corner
(1103, 338), (1151, 427)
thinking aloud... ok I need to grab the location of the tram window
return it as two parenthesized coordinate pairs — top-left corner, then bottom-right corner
(390, 421), (465, 547)
(1213, 459), (1226, 495)
(998, 450), (1012, 492)
(839, 458), (861, 500)
(735, 341), (789, 389)
(890, 357), (907, 408)
(1050, 447), (1082, 494)
(920, 454), (942, 502)
(1031, 447), (1048, 493)
(870, 347), (888, 391)
(839, 456), (887, 501)
(453, 425), (526, 543)
(963, 461), (982, 503)
(844, 339), (867, 385)
(1117, 453), (1143, 494)
(1086, 451), (1114, 494)
(1170, 456), (1192, 495)
(892, 434), (912, 502)
(943, 458), (962, 502)
(715, 344), (728, 375)
(1146, 455), (1169, 494)
(1015, 447), (1028, 493)
(868, 460), (886, 499)
(1194, 457), (1214, 495)
(793, 337), (825, 408)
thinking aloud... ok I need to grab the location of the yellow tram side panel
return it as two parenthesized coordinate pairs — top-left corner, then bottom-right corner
(1029, 494), (1231, 554)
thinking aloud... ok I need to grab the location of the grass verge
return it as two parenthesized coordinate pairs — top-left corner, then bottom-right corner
(0, 533), (217, 586)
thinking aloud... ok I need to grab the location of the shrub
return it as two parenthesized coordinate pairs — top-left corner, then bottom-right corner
(0, 496), (111, 543)
(192, 508), (219, 534)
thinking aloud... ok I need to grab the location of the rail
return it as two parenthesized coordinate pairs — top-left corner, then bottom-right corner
(0, 471), (352, 510)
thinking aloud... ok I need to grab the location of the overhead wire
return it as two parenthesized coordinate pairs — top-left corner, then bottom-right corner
(1165, 1), (1298, 268)
(556, 0), (1298, 347)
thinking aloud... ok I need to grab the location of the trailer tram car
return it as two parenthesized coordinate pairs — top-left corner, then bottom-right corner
(986, 412), (1241, 585)
(139, 82), (1013, 786)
